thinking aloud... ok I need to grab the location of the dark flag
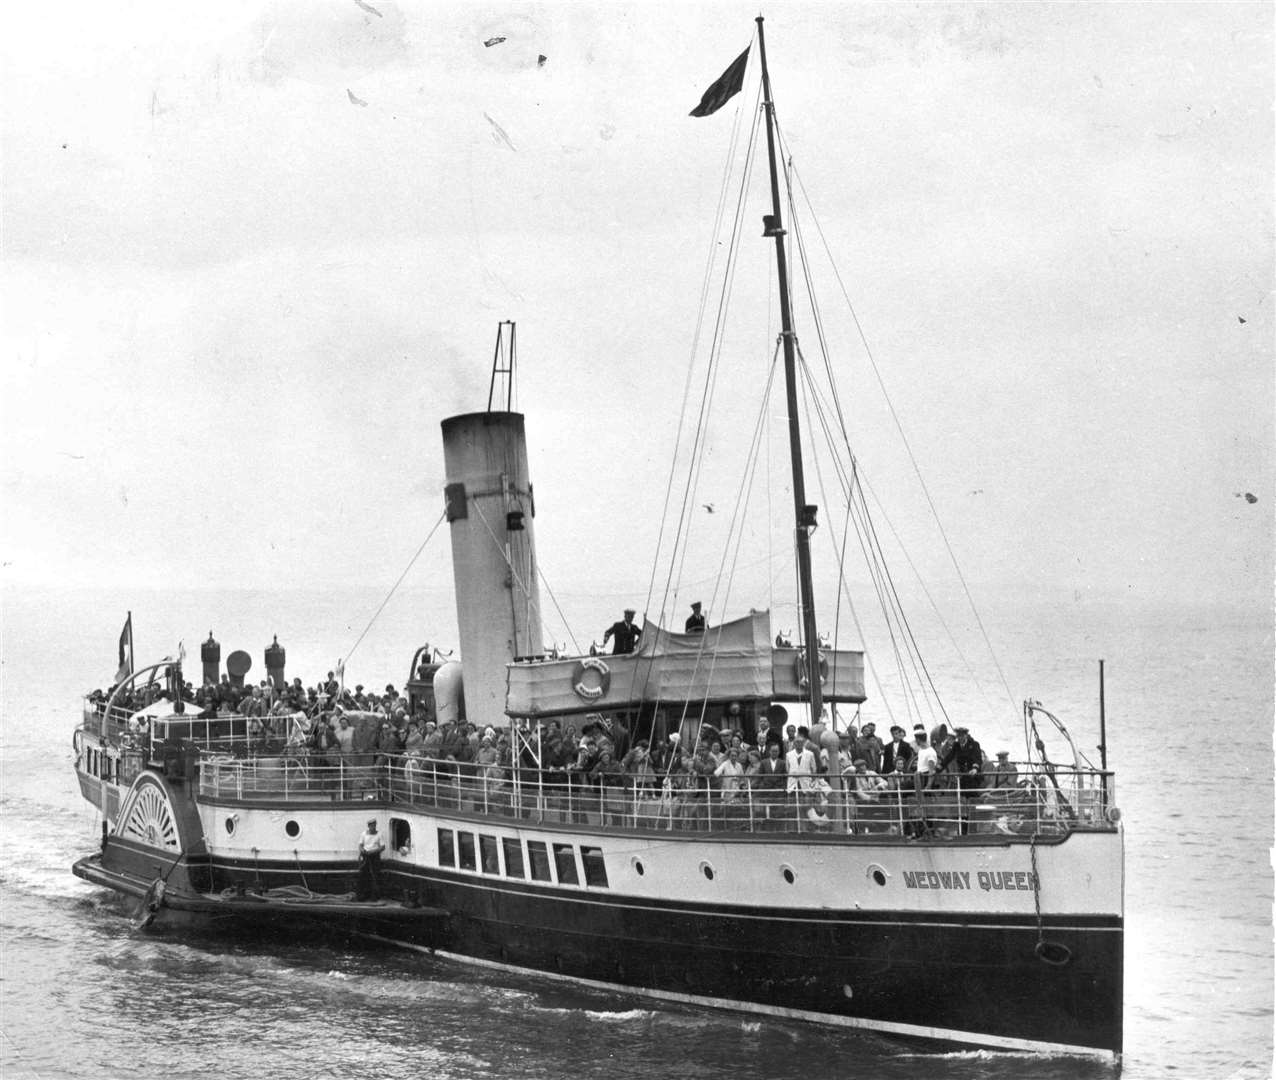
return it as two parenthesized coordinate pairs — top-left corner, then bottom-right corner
(689, 47), (750, 117)
(115, 613), (134, 685)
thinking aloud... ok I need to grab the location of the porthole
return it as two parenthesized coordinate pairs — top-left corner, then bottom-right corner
(224, 816), (236, 836)
(842, 984), (854, 999)
(632, 858), (645, 876)
(284, 820), (301, 839)
(781, 865), (795, 885)
(867, 862), (888, 886)
(700, 861), (715, 881)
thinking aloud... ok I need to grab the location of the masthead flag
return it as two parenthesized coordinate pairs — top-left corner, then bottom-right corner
(689, 46), (751, 117)
(115, 613), (134, 684)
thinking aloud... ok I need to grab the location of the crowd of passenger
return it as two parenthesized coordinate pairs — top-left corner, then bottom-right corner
(89, 671), (1032, 833)
(87, 672), (436, 756)
(506, 715), (1026, 832)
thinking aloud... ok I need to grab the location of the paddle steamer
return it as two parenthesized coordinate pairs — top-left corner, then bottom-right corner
(72, 19), (1123, 1060)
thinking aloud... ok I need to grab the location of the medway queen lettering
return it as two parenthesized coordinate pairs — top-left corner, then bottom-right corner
(901, 870), (1040, 891)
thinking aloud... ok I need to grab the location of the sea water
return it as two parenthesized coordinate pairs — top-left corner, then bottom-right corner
(1, 585), (1271, 1079)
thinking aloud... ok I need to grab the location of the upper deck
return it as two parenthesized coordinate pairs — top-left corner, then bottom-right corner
(189, 751), (1115, 840)
(79, 691), (1117, 843)
(507, 611), (865, 718)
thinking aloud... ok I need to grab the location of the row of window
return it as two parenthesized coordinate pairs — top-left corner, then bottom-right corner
(82, 745), (140, 787)
(437, 828), (609, 889)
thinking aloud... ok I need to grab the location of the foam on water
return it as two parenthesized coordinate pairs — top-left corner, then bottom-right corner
(581, 1008), (658, 1022)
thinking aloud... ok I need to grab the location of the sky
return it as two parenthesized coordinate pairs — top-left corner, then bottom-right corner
(2, 2), (1272, 661)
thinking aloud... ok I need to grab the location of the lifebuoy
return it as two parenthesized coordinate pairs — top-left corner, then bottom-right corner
(571, 657), (611, 701)
(795, 649), (829, 690)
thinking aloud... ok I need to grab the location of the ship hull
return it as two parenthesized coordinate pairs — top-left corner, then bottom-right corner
(382, 869), (1120, 1057)
(75, 832), (1121, 1058)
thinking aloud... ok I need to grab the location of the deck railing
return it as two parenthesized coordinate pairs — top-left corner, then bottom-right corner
(194, 751), (1116, 838)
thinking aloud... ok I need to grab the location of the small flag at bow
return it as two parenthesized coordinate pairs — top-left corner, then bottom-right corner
(689, 46), (751, 117)
(115, 613), (134, 684)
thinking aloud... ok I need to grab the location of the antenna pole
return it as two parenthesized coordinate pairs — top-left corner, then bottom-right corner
(756, 17), (824, 732)
(1098, 659), (1108, 798)
(487, 320), (517, 412)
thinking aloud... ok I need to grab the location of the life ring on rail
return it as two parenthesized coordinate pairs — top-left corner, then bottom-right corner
(795, 649), (829, 690)
(571, 657), (611, 701)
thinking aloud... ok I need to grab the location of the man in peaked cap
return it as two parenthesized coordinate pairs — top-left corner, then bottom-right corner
(937, 725), (985, 832)
(988, 747), (1019, 789)
(684, 601), (706, 634)
(603, 608), (641, 655)
(937, 726), (984, 787)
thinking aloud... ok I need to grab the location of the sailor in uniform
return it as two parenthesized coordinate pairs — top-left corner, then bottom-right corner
(603, 609), (641, 654)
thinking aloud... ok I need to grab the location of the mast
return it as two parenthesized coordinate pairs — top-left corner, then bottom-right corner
(756, 16), (824, 730)
(1098, 659), (1108, 799)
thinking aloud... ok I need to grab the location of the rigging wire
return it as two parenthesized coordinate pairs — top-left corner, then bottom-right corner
(536, 565), (582, 656)
(795, 346), (922, 726)
(773, 118), (1017, 728)
(660, 93), (765, 631)
(468, 500), (556, 651)
(833, 484), (903, 730)
(854, 465), (1002, 716)
(648, 93), (767, 739)
(783, 144), (1020, 717)
(675, 343), (783, 742)
(642, 76), (762, 633)
(342, 511), (447, 668)
(628, 77), (765, 729)
(791, 300), (947, 726)
(776, 147), (949, 729)
(783, 326), (997, 720)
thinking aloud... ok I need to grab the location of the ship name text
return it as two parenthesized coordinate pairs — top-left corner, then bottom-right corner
(901, 870), (1039, 892)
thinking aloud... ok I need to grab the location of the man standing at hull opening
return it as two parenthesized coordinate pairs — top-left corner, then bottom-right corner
(356, 819), (385, 900)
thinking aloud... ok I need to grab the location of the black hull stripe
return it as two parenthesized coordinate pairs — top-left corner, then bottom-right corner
(76, 851), (1122, 1055)
(366, 933), (1118, 1061)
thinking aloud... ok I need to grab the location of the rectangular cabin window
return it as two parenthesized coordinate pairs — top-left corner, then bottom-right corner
(581, 846), (609, 888)
(552, 843), (580, 886)
(458, 831), (476, 872)
(479, 835), (500, 875)
(502, 838), (525, 879)
(437, 829), (455, 868)
(391, 819), (411, 854)
(527, 840), (552, 882)
(120, 753), (141, 786)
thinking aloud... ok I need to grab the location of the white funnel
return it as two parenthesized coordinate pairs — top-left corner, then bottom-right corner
(441, 412), (544, 732)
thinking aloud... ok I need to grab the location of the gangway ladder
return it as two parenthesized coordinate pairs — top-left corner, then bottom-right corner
(486, 320), (517, 413)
